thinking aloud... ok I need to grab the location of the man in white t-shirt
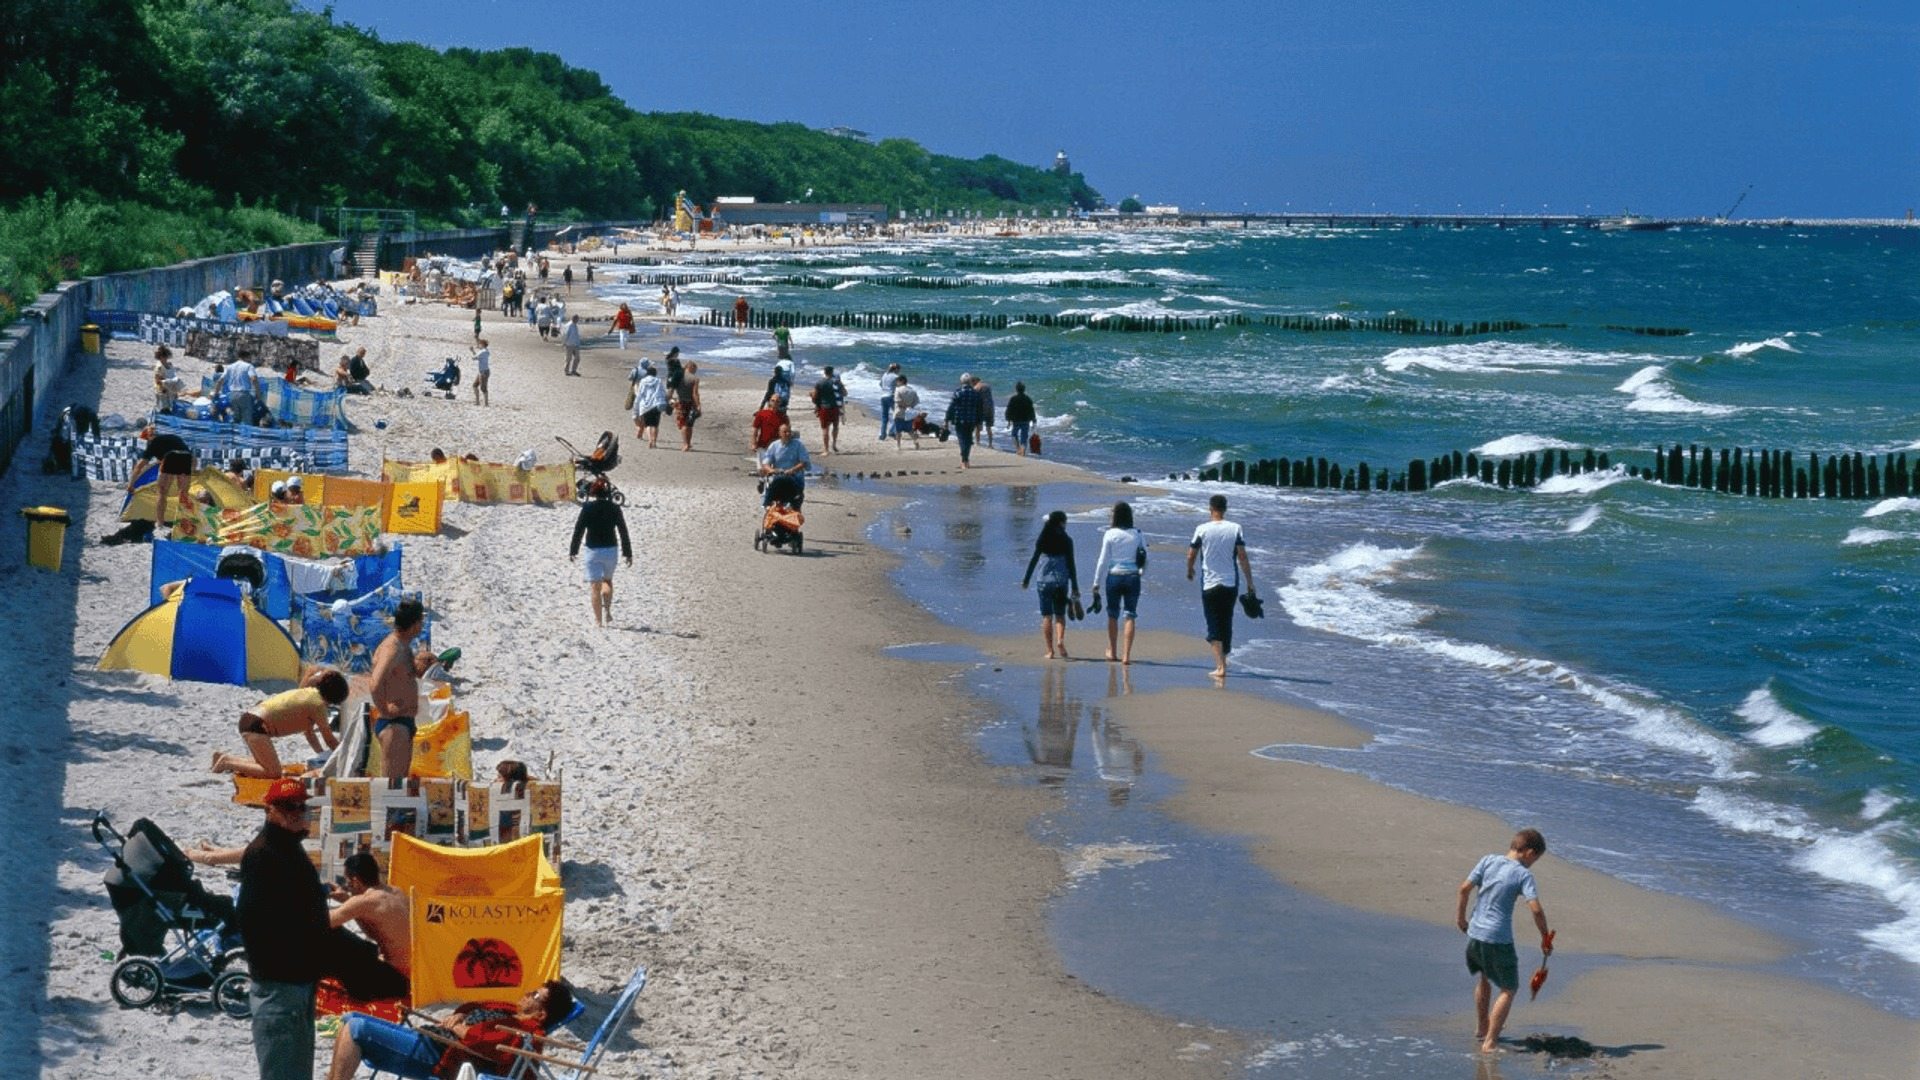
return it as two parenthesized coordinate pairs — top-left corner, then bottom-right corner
(1186, 493), (1256, 679)
(223, 356), (262, 426)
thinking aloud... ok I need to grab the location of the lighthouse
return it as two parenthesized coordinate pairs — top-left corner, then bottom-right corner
(1052, 150), (1071, 176)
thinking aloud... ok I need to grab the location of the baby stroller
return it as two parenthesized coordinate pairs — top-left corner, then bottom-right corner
(425, 356), (461, 398)
(754, 474), (805, 554)
(557, 431), (625, 503)
(91, 811), (252, 1019)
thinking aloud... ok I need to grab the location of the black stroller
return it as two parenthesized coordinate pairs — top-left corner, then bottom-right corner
(754, 474), (805, 554)
(92, 811), (252, 1018)
(557, 431), (625, 503)
(425, 356), (461, 398)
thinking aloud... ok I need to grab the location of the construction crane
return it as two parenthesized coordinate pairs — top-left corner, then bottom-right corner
(1721, 184), (1753, 221)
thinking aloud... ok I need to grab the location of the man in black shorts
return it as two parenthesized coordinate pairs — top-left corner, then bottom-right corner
(368, 599), (425, 779)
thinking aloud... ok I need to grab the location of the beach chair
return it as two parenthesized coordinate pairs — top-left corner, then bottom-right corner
(362, 996), (586, 1080)
(458, 965), (648, 1080)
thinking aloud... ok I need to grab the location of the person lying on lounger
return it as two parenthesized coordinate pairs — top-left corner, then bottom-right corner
(211, 668), (349, 779)
(325, 980), (574, 1080)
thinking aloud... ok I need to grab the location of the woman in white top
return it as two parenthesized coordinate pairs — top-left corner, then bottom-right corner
(470, 339), (491, 405)
(890, 376), (921, 449)
(1092, 501), (1148, 664)
(630, 362), (669, 448)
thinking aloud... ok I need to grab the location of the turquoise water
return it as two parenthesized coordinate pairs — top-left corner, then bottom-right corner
(599, 223), (1920, 1013)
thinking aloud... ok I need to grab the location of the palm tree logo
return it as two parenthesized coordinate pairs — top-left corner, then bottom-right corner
(452, 937), (523, 988)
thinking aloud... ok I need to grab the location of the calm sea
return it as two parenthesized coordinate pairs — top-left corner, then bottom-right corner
(599, 223), (1920, 1015)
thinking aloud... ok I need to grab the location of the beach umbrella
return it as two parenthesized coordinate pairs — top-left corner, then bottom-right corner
(1529, 930), (1557, 1000)
(99, 576), (300, 687)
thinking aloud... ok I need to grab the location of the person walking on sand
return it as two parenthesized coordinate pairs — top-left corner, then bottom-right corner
(1094, 501), (1148, 664)
(877, 362), (901, 441)
(773, 321), (792, 361)
(1456, 829), (1554, 1054)
(563, 264), (573, 293)
(1021, 510), (1081, 660)
(890, 374), (921, 449)
(1186, 493), (1257, 680)
(368, 600), (425, 779)
(610, 302), (635, 349)
(211, 669), (350, 779)
(562, 315), (583, 376)
(570, 475), (632, 627)
(470, 338), (490, 405)
(673, 359), (702, 451)
(1006, 381), (1036, 456)
(811, 365), (843, 453)
(241, 778), (329, 1080)
(944, 373), (985, 468)
(749, 396), (786, 454)
(631, 360), (667, 447)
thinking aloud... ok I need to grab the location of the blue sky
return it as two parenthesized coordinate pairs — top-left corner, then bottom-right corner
(314, 0), (1918, 218)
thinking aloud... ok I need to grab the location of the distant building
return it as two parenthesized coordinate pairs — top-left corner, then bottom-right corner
(1052, 150), (1072, 176)
(1144, 204), (1181, 215)
(714, 196), (757, 205)
(822, 126), (874, 143)
(712, 202), (890, 227)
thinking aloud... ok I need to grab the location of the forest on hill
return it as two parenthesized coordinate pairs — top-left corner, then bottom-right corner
(0, 0), (1102, 322)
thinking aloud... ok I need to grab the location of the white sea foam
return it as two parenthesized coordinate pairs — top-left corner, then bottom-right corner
(1862, 790), (1903, 822)
(1475, 434), (1580, 457)
(1864, 498), (1920, 519)
(1616, 365), (1738, 416)
(1736, 684), (1821, 747)
(1280, 542), (1744, 775)
(1693, 787), (1920, 965)
(964, 269), (1132, 286)
(1727, 336), (1800, 358)
(1566, 507), (1602, 534)
(1522, 266), (1552, 274)
(1843, 528), (1920, 547)
(1058, 301), (1220, 320)
(1138, 267), (1215, 283)
(1534, 466), (1632, 495)
(1380, 341), (1647, 376)
(830, 280), (862, 290)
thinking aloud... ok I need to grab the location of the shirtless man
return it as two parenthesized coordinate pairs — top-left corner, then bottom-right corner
(368, 600), (425, 779)
(328, 851), (410, 1000)
(211, 669), (349, 779)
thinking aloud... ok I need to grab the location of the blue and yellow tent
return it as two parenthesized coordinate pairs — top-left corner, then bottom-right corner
(99, 576), (300, 686)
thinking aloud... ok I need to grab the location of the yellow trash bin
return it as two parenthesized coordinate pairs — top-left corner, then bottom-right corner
(80, 324), (102, 354)
(22, 506), (71, 571)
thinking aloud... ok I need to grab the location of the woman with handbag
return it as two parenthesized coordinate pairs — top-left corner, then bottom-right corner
(1092, 502), (1148, 665)
(1020, 510), (1081, 660)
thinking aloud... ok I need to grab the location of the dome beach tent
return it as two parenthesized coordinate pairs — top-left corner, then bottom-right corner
(99, 576), (300, 686)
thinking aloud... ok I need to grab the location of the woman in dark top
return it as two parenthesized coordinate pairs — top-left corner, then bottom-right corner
(1020, 510), (1080, 659)
(1005, 382), (1037, 457)
(568, 476), (632, 627)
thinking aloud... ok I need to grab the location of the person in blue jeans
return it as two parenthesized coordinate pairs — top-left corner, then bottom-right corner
(1092, 501), (1148, 664)
(944, 373), (985, 468)
(1455, 829), (1554, 1053)
(1020, 510), (1080, 659)
(877, 363), (900, 440)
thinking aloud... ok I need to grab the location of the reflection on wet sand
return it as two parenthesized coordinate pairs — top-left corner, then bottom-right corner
(1021, 662), (1148, 806)
(1026, 664), (1078, 783)
(1092, 667), (1143, 806)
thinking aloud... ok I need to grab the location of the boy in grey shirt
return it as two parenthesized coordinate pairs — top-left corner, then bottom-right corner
(1454, 828), (1554, 1053)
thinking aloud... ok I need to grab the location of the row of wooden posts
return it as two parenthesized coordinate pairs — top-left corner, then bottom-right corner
(1189, 445), (1918, 499)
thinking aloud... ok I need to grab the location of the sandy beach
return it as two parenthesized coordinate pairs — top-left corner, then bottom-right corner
(4, 248), (1917, 1080)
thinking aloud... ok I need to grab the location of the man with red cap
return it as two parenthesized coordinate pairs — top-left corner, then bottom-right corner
(239, 779), (329, 1079)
